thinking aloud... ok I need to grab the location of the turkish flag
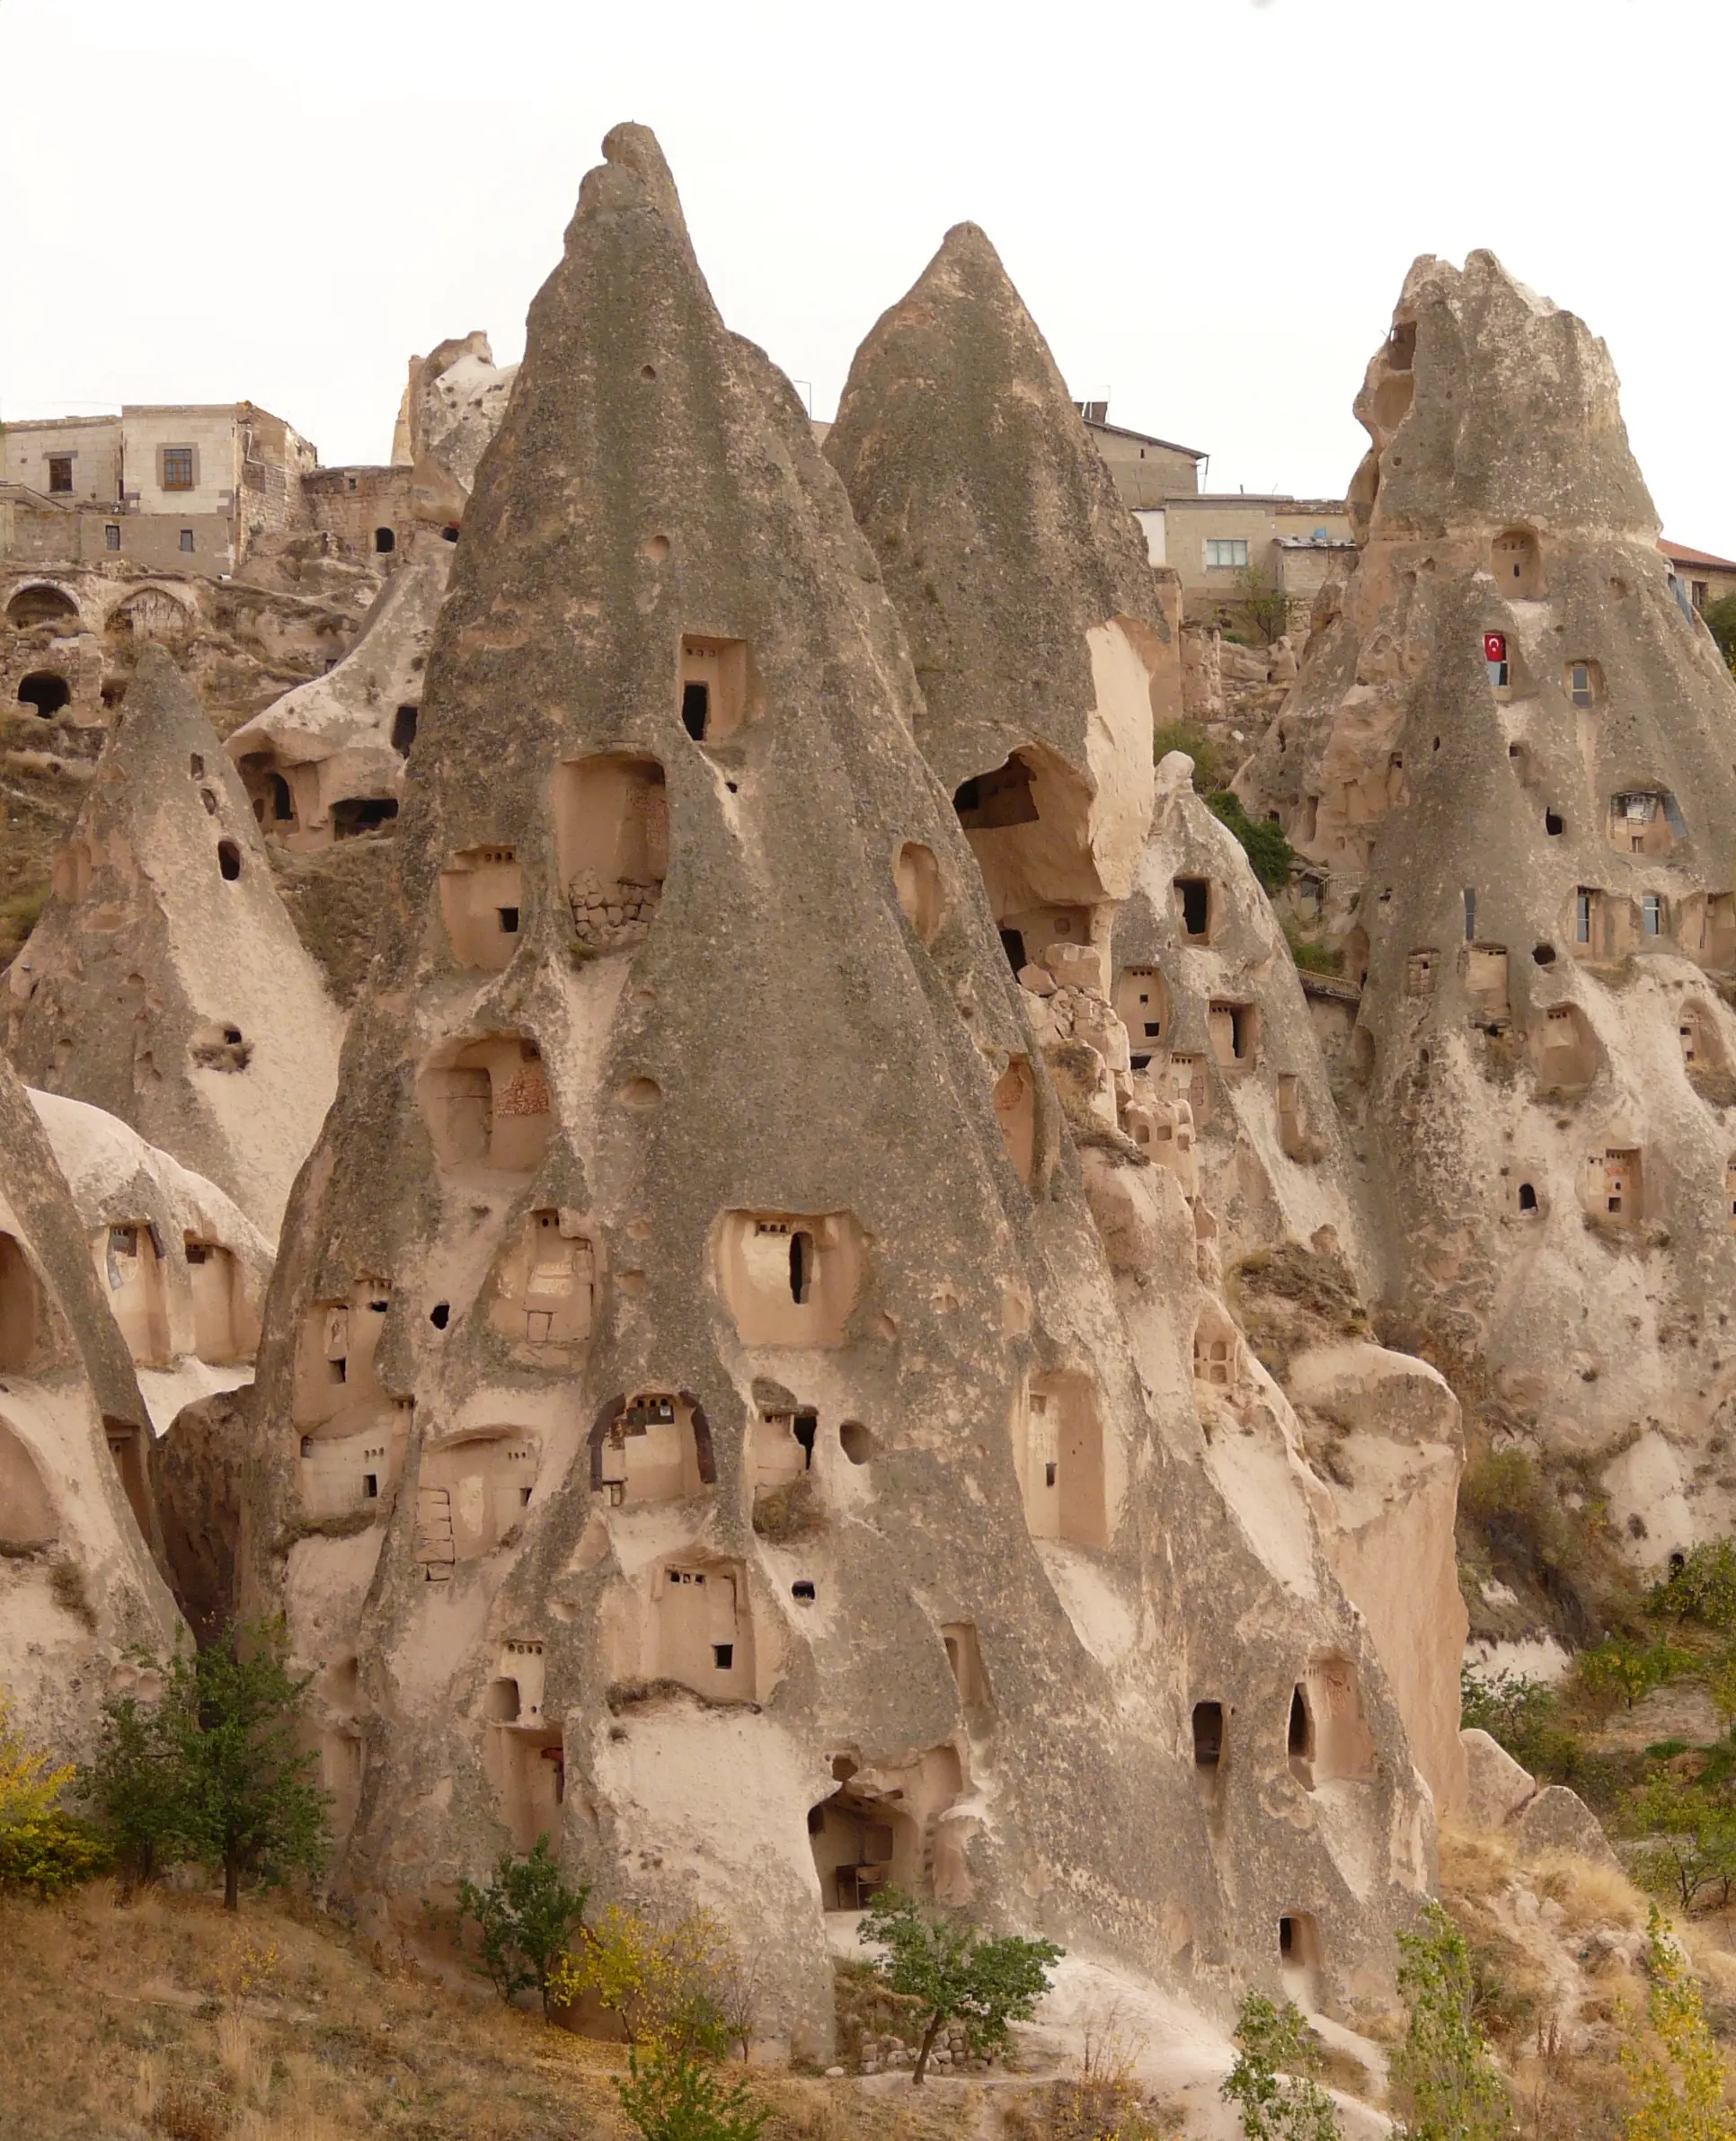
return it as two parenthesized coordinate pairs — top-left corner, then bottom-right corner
(1484, 633), (1506, 662)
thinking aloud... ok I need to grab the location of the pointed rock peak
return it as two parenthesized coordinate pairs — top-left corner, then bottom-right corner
(826, 218), (1163, 900)
(1351, 247), (1655, 540)
(7, 646), (343, 1234)
(577, 120), (694, 251)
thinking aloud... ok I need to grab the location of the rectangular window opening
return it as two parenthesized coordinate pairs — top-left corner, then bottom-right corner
(162, 447), (195, 491)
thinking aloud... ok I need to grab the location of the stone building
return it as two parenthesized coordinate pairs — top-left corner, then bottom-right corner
(1236, 251), (1736, 1562)
(235, 131), (1445, 2063)
(1, 403), (317, 575)
(1661, 538), (1736, 616)
(1076, 402), (1206, 508)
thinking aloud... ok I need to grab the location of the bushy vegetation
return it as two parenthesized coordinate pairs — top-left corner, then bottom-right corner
(1151, 720), (1234, 791)
(1203, 790), (1295, 895)
(1704, 591), (1736, 671)
(1390, 1902), (1511, 2139)
(857, 1885), (1062, 2084)
(1620, 1909), (1736, 2139)
(84, 1618), (330, 1910)
(1280, 916), (1342, 976)
(1220, 1994), (1340, 2140)
(1646, 1541), (1736, 1630)
(451, 1834), (589, 2014)
(0, 1694), (110, 1896)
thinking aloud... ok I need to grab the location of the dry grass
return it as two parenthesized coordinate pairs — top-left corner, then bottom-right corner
(0, 1885), (990, 2141)
(1527, 1850), (1647, 1935)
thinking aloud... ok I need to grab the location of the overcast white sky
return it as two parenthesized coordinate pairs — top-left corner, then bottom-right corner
(4, 0), (1732, 551)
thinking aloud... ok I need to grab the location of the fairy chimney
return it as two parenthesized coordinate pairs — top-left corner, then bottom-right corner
(0, 1054), (182, 1754)
(5, 647), (344, 1234)
(1238, 251), (1736, 1559)
(241, 128), (1438, 2054)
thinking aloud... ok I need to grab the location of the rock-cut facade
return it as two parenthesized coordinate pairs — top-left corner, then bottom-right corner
(241, 128), (1445, 2057)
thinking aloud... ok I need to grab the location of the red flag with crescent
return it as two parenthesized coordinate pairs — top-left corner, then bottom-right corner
(1484, 632), (1506, 663)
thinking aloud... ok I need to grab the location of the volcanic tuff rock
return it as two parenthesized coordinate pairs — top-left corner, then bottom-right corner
(0, 1053), (182, 1754)
(4, 647), (344, 1234)
(825, 222), (1167, 943)
(1237, 251), (1736, 1563)
(30, 1088), (270, 1433)
(238, 127), (1442, 2057)
(228, 335), (517, 857)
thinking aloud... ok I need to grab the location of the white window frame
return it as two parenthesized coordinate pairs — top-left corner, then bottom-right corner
(1204, 537), (1249, 570)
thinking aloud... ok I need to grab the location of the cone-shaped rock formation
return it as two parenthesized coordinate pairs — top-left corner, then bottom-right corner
(242, 128), (1436, 2053)
(1238, 251), (1736, 1562)
(5, 647), (344, 1233)
(0, 1054), (182, 1751)
(825, 224), (1167, 957)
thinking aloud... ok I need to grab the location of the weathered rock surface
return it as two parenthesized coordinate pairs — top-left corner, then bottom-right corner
(240, 128), (1439, 2057)
(1514, 1784), (1620, 1871)
(5, 647), (344, 1232)
(1460, 1726), (1537, 1829)
(0, 1053), (182, 1753)
(30, 1087), (270, 1431)
(1237, 252), (1736, 1560)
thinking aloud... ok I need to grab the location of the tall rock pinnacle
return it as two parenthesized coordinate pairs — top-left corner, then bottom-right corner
(5, 649), (344, 1233)
(242, 128), (1436, 2051)
(1240, 251), (1736, 1565)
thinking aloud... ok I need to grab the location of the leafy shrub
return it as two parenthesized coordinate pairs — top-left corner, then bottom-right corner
(1220, 1995), (1340, 2139)
(616, 2045), (766, 2141)
(1704, 592), (1736, 670)
(1620, 1907), (1736, 2137)
(1625, 1774), (1736, 1913)
(859, 1886), (1062, 2083)
(1151, 721), (1233, 792)
(0, 1809), (111, 1895)
(1203, 790), (1294, 895)
(1646, 1541), (1736, 1629)
(1391, 1901), (1512, 2139)
(1578, 1635), (1696, 1714)
(1280, 918), (1342, 976)
(453, 1834), (589, 2014)
(552, 1902), (735, 2056)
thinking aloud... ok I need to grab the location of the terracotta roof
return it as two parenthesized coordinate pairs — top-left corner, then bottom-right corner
(1661, 539), (1736, 571)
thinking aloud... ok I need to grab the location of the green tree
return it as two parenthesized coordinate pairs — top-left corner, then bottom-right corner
(1231, 563), (1297, 647)
(83, 1683), (182, 1892)
(858, 1886), (1063, 2083)
(1627, 1776), (1736, 1913)
(454, 1834), (589, 2015)
(1647, 1542), (1736, 1631)
(616, 2043), (767, 2141)
(1703, 593), (1736, 672)
(1203, 790), (1295, 895)
(1579, 1635), (1696, 1714)
(1621, 1907), (1736, 2139)
(1390, 1902), (1510, 2139)
(160, 1619), (330, 1911)
(1220, 1995), (1340, 2141)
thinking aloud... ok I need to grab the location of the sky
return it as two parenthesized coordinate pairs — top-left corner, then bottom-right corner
(3, 0), (1732, 553)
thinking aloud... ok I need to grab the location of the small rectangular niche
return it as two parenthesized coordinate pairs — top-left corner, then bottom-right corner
(1174, 876), (1214, 941)
(942, 1622), (988, 1709)
(1725, 1157), (1736, 1234)
(1289, 1658), (1375, 1787)
(1208, 1000), (1256, 1069)
(1535, 1003), (1598, 1093)
(1192, 1700), (1225, 1768)
(1590, 1146), (1643, 1226)
(1462, 942), (1510, 1017)
(1276, 1074), (1312, 1162)
(418, 1033), (551, 1177)
(678, 635), (755, 742)
(716, 1211), (865, 1348)
(1692, 892), (1736, 969)
(1192, 1306), (1241, 1390)
(105, 1421), (152, 1539)
(1115, 966), (1171, 1046)
(1167, 1052), (1210, 1127)
(0, 1421), (55, 1550)
(98, 1223), (171, 1369)
(1012, 1372), (1107, 1548)
(594, 1392), (713, 1505)
(491, 1208), (595, 1347)
(416, 1429), (540, 1577)
(184, 1239), (255, 1365)
(753, 1407), (819, 1489)
(991, 1057), (1036, 1185)
(554, 754), (668, 952)
(1609, 791), (1683, 858)
(291, 1282), (389, 1427)
(655, 1561), (753, 1700)
(0, 1234), (41, 1376)
(1406, 949), (1438, 996)
(299, 1426), (401, 1519)
(1279, 1913), (1324, 2008)
(438, 845), (524, 972)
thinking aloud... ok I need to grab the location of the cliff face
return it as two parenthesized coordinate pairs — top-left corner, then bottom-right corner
(4, 648), (343, 1234)
(0, 1054), (183, 1754)
(1238, 252), (1736, 1562)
